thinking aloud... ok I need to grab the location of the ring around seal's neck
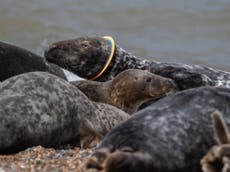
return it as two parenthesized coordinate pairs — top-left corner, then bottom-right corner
(88, 36), (115, 81)
(96, 36), (151, 81)
(83, 36), (151, 81)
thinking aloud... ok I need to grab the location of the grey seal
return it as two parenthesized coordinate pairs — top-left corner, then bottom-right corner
(86, 86), (230, 172)
(44, 36), (230, 90)
(0, 72), (129, 154)
(0, 41), (66, 81)
(71, 69), (176, 114)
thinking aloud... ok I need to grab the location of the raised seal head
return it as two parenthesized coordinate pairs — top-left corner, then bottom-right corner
(71, 69), (177, 114)
(108, 69), (177, 113)
(45, 36), (114, 80)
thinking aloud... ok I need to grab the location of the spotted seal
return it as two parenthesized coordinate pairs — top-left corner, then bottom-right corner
(71, 69), (176, 114)
(0, 41), (66, 81)
(86, 86), (230, 172)
(45, 36), (230, 90)
(0, 72), (129, 154)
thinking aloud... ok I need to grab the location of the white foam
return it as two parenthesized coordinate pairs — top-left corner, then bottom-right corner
(63, 69), (84, 81)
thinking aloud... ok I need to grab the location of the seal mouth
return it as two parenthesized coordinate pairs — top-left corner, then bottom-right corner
(165, 89), (176, 96)
(149, 89), (175, 98)
(88, 36), (115, 81)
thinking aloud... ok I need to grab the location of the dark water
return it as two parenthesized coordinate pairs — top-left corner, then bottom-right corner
(0, 0), (230, 71)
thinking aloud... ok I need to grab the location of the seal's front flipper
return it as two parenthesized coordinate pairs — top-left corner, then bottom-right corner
(213, 111), (230, 144)
(87, 147), (153, 172)
(79, 122), (103, 149)
(201, 111), (230, 172)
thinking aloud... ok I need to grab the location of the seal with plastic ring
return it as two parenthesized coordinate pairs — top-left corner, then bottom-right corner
(88, 36), (115, 81)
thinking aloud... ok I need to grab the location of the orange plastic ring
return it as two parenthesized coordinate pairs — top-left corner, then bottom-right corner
(88, 36), (115, 81)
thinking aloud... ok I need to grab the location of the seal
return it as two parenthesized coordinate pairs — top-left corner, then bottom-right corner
(0, 41), (67, 81)
(201, 111), (230, 172)
(0, 72), (129, 154)
(44, 36), (230, 90)
(71, 69), (176, 114)
(86, 86), (230, 172)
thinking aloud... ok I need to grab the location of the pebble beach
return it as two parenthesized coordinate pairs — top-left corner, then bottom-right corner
(0, 146), (97, 172)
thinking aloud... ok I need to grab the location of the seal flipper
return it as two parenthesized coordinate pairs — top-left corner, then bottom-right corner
(87, 147), (153, 172)
(79, 120), (103, 148)
(212, 111), (230, 144)
(104, 149), (153, 172)
(201, 111), (230, 172)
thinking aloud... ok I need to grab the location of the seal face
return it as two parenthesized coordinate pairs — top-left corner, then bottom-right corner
(0, 72), (129, 154)
(45, 37), (114, 80)
(72, 69), (177, 114)
(45, 36), (230, 89)
(87, 87), (230, 172)
(0, 41), (66, 81)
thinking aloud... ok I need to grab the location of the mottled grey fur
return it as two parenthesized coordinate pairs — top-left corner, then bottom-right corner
(0, 72), (129, 154)
(102, 46), (230, 89)
(0, 41), (66, 81)
(44, 37), (230, 90)
(88, 87), (230, 172)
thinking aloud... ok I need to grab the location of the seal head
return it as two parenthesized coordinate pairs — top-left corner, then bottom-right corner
(108, 69), (176, 113)
(45, 36), (115, 80)
(72, 69), (177, 114)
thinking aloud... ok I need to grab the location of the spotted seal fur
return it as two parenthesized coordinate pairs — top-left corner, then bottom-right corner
(0, 41), (66, 81)
(71, 69), (176, 114)
(45, 36), (230, 90)
(86, 86), (230, 172)
(0, 72), (129, 154)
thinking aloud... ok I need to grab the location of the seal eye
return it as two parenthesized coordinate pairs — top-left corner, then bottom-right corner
(81, 43), (88, 48)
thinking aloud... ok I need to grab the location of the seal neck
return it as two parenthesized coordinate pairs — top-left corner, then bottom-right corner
(88, 36), (115, 81)
(71, 80), (112, 104)
(97, 45), (151, 81)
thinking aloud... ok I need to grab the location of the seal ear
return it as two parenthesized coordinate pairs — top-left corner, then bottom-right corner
(212, 111), (230, 144)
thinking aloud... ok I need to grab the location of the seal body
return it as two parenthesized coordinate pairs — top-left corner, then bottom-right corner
(0, 72), (129, 154)
(44, 37), (230, 90)
(0, 41), (66, 81)
(87, 87), (230, 172)
(71, 69), (176, 114)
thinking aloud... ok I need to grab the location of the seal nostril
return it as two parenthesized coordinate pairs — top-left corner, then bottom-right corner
(146, 77), (152, 83)
(169, 80), (178, 91)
